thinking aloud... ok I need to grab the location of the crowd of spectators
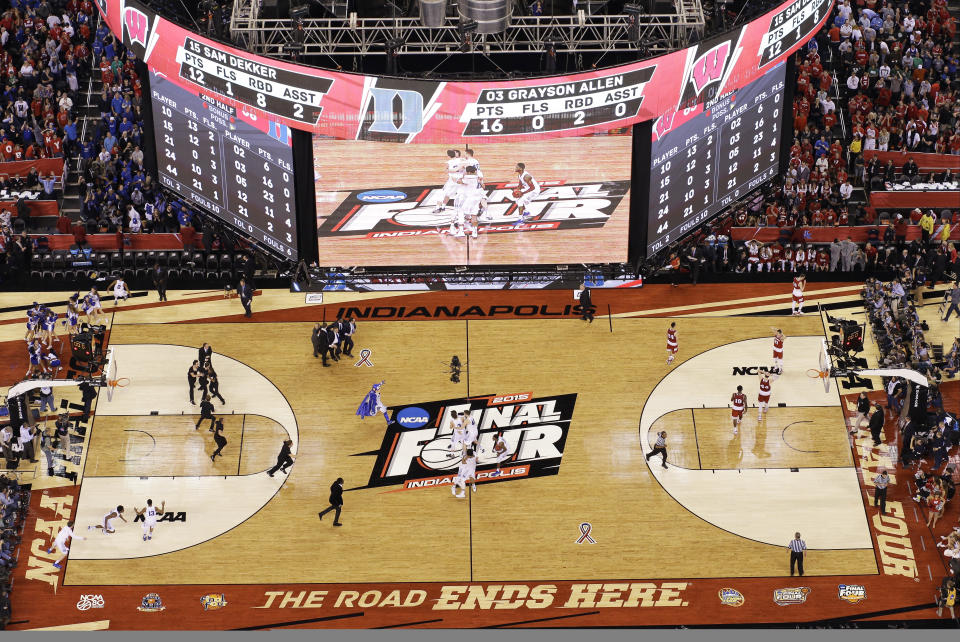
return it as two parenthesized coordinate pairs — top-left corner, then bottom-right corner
(662, 0), (960, 279)
(0, 474), (26, 630)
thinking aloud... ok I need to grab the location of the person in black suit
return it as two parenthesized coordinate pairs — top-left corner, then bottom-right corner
(152, 262), (167, 302)
(868, 402), (885, 446)
(578, 284), (594, 323)
(198, 343), (213, 369)
(338, 317), (355, 358)
(318, 477), (344, 526)
(267, 439), (294, 477)
(197, 365), (209, 400)
(210, 418), (227, 462)
(207, 368), (225, 404)
(187, 360), (200, 405)
(238, 277), (253, 318)
(195, 394), (215, 431)
(325, 323), (340, 362)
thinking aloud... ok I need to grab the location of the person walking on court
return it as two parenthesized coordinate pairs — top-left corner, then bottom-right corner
(239, 277), (253, 318)
(195, 394), (215, 431)
(267, 439), (294, 477)
(326, 323), (340, 362)
(338, 317), (356, 358)
(788, 532), (806, 576)
(578, 284), (594, 322)
(187, 360), (201, 405)
(198, 343), (213, 369)
(152, 262), (168, 302)
(851, 392), (871, 434)
(207, 368), (225, 405)
(210, 419), (227, 462)
(873, 468), (890, 514)
(318, 477), (344, 526)
(311, 323), (326, 363)
(869, 402), (885, 446)
(943, 282), (960, 322)
(645, 431), (668, 469)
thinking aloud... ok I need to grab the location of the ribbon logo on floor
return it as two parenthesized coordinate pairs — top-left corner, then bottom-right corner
(362, 392), (577, 490)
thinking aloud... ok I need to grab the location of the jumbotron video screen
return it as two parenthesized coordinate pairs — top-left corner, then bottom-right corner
(313, 133), (632, 266)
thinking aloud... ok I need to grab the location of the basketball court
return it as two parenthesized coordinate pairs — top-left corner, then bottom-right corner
(2, 285), (955, 629)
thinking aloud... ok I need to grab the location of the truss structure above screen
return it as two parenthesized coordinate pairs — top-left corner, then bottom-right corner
(228, 1), (706, 57)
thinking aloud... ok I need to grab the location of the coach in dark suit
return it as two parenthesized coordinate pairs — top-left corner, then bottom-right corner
(238, 277), (253, 318)
(318, 477), (344, 526)
(869, 403), (885, 446)
(267, 439), (294, 477)
(198, 343), (213, 369)
(325, 323), (340, 362)
(578, 285), (594, 323)
(152, 263), (167, 302)
(337, 317), (355, 358)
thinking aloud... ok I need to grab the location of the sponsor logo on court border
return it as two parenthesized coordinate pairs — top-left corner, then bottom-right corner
(773, 587), (810, 605)
(76, 594), (105, 610)
(363, 392), (577, 490)
(138, 593), (167, 612)
(357, 190), (407, 203)
(838, 584), (866, 604)
(718, 588), (744, 607)
(201, 593), (228, 611)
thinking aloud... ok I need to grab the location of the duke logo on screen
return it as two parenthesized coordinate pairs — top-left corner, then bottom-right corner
(364, 392), (577, 491)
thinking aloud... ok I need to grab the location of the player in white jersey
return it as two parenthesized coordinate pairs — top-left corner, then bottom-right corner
(451, 448), (478, 498)
(134, 498), (165, 542)
(89, 504), (126, 534)
(108, 277), (129, 306)
(433, 150), (465, 213)
(86, 287), (104, 324)
(47, 520), (84, 569)
(508, 162), (541, 226)
(463, 411), (479, 449)
(454, 166), (485, 238)
(490, 431), (511, 476)
(448, 410), (466, 451)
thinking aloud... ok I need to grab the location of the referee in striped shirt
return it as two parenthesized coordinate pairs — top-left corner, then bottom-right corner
(645, 431), (668, 469)
(873, 468), (890, 514)
(788, 532), (806, 576)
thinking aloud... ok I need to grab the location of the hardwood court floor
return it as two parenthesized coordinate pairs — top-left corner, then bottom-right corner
(63, 315), (877, 586)
(313, 136), (632, 266)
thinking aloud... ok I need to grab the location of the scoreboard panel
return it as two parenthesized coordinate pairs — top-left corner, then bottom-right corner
(150, 71), (298, 259)
(646, 64), (787, 256)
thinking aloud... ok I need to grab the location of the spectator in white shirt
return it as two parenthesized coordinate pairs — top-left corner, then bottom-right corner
(846, 73), (860, 94)
(127, 205), (142, 234)
(46, 14), (60, 29)
(820, 97), (836, 114)
(840, 180), (854, 201)
(902, 14), (915, 33)
(840, 21), (853, 39)
(879, 63), (890, 79)
(98, 146), (112, 164)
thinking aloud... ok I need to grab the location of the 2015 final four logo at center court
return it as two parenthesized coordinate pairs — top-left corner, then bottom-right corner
(318, 180), (630, 238)
(363, 393), (577, 490)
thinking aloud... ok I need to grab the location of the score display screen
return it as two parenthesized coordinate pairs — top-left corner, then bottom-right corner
(150, 71), (298, 259)
(646, 64), (787, 256)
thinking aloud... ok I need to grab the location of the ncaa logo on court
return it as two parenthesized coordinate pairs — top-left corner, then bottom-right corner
(357, 190), (407, 203)
(396, 406), (430, 429)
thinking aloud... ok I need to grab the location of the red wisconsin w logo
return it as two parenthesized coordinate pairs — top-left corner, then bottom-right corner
(124, 8), (150, 47)
(689, 42), (731, 96)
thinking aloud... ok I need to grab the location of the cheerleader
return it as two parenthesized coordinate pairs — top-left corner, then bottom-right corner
(42, 346), (61, 374)
(108, 277), (129, 306)
(25, 309), (39, 342)
(40, 308), (57, 347)
(86, 288), (104, 324)
(27, 339), (43, 377)
(66, 295), (80, 336)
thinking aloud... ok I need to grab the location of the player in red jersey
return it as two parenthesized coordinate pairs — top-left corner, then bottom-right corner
(757, 368), (777, 420)
(791, 273), (806, 316)
(772, 328), (785, 373)
(731, 385), (747, 435)
(666, 322), (678, 365)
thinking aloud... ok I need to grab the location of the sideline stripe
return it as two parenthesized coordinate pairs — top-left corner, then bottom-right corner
(233, 611), (365, 630)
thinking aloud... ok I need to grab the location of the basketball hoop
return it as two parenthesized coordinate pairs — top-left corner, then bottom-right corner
(107, 377), (130, 389)
(806, 368), (829, 381)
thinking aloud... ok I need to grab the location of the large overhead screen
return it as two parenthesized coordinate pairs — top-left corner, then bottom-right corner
(150, 71), (298, 259)
(313, 131), (632, 266)
(645, 63), (788, 256)
(103, 0), (830, 142)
